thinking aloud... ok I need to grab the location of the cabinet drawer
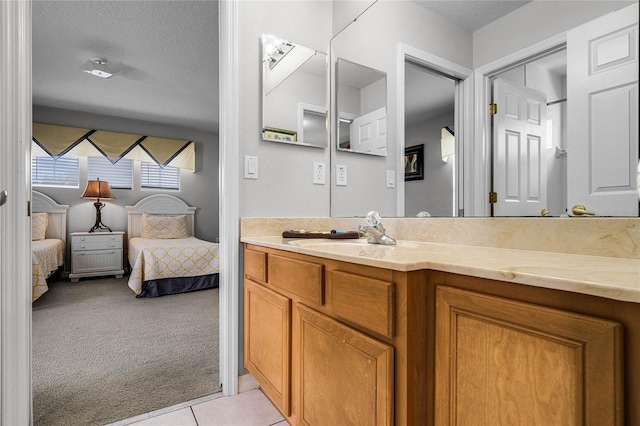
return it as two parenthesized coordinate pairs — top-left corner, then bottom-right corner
(328, 270), (395, 338)
(269, 254), (324, 305)
(72, 249), (123, 273)
(245, 248), (267, 282)
(72, 234), (122, 251)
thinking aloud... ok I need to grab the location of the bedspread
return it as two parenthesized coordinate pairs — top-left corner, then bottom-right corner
(128, 237), (219, 295)
(32, 239), (65, 301)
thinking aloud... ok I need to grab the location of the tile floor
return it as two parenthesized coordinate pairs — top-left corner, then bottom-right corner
(112, 375), (288, 426)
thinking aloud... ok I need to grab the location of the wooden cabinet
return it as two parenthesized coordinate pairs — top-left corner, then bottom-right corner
(243, 246), (406, 426)
(69, 231), (124, 281)
(244, 245), (633, 425)
(435, 286), (623, 425)
(244, 279), (291, 415)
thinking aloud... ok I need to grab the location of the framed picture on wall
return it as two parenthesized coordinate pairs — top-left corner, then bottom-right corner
(404, 144), (424, 181)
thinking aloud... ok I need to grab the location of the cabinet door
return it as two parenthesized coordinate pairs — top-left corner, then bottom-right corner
(297, 303), (394, 426)
(435, 286), (623, 426)
(244, 279), (291, 415)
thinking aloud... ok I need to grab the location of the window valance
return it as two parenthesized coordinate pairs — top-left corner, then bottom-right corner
(32, 123), (195, 171)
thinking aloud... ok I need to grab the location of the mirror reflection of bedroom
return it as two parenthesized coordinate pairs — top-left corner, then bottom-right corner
(30, 2), (220, 425)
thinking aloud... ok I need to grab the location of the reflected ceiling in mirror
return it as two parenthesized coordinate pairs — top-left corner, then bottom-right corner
(336, 57), (387, 156)
(262, 34), (328, 148)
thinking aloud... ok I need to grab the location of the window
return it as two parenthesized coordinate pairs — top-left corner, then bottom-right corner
(140, 162), (180, 190)
(31, 156), (79, 187)
(87, 157), (133, 189)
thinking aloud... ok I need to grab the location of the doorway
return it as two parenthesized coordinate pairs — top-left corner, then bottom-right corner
(30, 1), (221, 424)
(490, 48), (567, 217)
(404, 60), (457, 217)
(397, 44), (472, 218)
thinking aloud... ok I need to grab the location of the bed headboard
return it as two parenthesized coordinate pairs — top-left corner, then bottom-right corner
(32, 191), (69, 243)
(125, 194), (196, 238)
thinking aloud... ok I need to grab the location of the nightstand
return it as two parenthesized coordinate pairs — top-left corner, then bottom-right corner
(69, 231), (125, 282)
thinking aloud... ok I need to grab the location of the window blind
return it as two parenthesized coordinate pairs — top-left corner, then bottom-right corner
(140, 162), (180, 190)
(87, 157), (133, 189)
(31, 156), (79, 187)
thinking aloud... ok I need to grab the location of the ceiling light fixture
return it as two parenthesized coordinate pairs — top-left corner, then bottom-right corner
(262, 35), (294, 70)
(79, 57), (123, 79)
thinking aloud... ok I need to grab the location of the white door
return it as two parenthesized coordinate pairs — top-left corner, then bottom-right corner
(350, 106), (387, 155)
(567, 3), (639, 216)
(492, 78), (548, 216)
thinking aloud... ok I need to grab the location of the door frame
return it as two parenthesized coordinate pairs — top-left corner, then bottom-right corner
(1, 1), (33, 424)
(0, 1), (239, 423)
(396, 43), (473, 217)
(473, 33), (566, 217)
(218, 0), (240, 397)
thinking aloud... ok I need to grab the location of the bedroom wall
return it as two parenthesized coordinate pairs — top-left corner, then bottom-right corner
(32, 106), (220, 251)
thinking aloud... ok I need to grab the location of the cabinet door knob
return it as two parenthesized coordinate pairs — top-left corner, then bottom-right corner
(81, 245), (86, 248)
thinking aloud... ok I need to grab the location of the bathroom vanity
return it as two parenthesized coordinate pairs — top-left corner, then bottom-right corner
(241, 218), (639, 425)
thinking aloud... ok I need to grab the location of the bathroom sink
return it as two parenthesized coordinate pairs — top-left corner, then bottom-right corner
(288, 238), (419, 251)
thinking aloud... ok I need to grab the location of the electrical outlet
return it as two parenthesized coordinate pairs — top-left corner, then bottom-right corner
(313, 162), (325, 184)
(336, 164), (347, 186)
(386, 170), (395, 188)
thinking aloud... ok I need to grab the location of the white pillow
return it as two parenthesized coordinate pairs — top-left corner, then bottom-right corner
(141, 214), (189, 239)
(32, 212), (48, 241)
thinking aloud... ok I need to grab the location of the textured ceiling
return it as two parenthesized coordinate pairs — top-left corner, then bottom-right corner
(412, 0), (532, 32)
(32, 1), (219, 133)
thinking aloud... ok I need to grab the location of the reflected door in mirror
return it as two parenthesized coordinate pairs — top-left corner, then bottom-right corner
(336, 58), (387, 156)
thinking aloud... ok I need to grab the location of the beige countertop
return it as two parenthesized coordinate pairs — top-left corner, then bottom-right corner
(241, 236), (640, 304)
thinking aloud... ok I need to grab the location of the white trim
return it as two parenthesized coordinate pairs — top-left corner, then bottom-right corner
(473, 33), (567, 217)
(396, 43), (473, 217)
(297, 102), (328, 148)
(1, 1), (32, 424)
(218, 0), (239, 396)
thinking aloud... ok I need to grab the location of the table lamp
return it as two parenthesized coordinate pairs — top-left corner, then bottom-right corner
(81, 178), (115, 232)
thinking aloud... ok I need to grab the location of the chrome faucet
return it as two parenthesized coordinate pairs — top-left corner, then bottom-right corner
(359, 211), (396, 245)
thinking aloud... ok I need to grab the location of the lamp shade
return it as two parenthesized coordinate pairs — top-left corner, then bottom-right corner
(81, 179), (115, 201)
(441, 127), (455, 162)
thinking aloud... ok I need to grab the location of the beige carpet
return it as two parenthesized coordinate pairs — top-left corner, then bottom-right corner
(32, 276), (220, 426)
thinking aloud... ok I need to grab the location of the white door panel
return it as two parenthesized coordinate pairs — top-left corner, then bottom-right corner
(350, 106), (387, 155)
(567, 3), (639, 216)
(493, 78), (547, 216)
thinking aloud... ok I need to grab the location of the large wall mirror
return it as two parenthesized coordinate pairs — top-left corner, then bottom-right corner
(336, 58), (387, 156)
(329, 1), (638, 218)
(262, 34), (328, 148)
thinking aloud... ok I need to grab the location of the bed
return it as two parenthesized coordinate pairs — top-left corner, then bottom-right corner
(125, 194), (219, 297)
(32, 191), (68, 302)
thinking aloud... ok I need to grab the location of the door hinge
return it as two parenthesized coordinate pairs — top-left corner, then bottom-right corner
(489, 103), (497, 115)
(27, 200), (31, 216)
(489, 192), (498, 204)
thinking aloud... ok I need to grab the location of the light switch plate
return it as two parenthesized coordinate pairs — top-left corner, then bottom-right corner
(386, 170), (395, 188)
(313, 162), (326, 184)
(244, 156), (258, 179)
(336, 165), (347, 186)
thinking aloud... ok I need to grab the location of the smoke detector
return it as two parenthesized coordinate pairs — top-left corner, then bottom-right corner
(79, 57), (123, 79)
